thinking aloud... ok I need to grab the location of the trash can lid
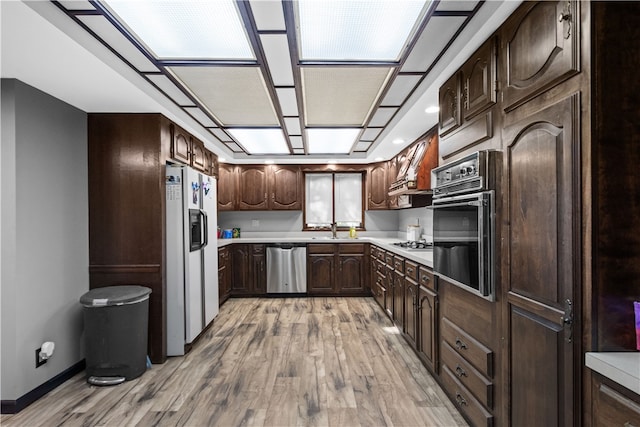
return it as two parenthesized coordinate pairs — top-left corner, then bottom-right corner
(80, 285), (151, 307)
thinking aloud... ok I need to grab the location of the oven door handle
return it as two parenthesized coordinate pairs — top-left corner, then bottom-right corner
(427, 201), (482, 209)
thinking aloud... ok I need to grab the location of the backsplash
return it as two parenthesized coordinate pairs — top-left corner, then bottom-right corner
(398, 206), (433, 240)
(218, 209), (400, 234)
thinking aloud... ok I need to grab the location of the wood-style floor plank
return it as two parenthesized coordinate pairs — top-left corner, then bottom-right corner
(2, 297), (467, 427)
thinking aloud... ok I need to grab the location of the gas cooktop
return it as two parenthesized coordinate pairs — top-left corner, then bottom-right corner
(392, 241), (434, 251)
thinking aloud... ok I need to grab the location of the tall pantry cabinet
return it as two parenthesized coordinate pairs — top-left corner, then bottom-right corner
(436, 1), (640, 425)
(88, 113), (218, 363)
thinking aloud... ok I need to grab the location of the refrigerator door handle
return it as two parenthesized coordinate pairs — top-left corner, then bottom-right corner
(200, 209), (208, 249)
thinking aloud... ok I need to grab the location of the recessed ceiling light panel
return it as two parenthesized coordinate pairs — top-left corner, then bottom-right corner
(103, 0), (254, 60)
(228, 128), (290, 154)
(306, 128), (360, 154)
(297, 0), (429, 61)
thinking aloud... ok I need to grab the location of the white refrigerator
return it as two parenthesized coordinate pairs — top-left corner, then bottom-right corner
(166, 165), (219, 356)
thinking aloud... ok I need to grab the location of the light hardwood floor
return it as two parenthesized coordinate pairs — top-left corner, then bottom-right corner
(3, 297), (467, 426)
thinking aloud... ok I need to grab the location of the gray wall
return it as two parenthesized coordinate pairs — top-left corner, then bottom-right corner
(398, 206), (433, 240)
(1, 79), (88, 401)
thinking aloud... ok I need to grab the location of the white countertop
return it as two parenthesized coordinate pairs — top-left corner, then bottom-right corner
(217, 236), (433, 268)
(585, 352), (640, 395)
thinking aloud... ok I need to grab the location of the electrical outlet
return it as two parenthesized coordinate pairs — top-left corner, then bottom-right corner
(35, 348), (46, 368)
(252, 219), (259, 227)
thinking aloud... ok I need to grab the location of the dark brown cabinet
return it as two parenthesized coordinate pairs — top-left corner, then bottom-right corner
(170, 123), (191, 165)
(392, 257), (404, 329)
(404, 272), (418, 348)
(417, 284), (437, 373)
(217, 163), (237, 211)
(269, 165), (301, 210)
(307, 243), (367, 295)
(218, 246), (231, 305)
(367, 162), (388, 210)
(238, 166), (269, 210)
(230, 244), (266, 295)
(501, 0), (580, 112)
(190, 138), (206, 172)
(591, 374), (640, 427)
(438, 37), (498, 160)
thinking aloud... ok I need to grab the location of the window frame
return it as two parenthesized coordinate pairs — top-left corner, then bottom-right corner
(302, 171), (366, 231)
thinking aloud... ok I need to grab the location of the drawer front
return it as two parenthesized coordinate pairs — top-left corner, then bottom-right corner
(385, 252), (394, 266)
(373, 280), (386, 309)
(371, 246), (378, 259)
(338, 243), (365, 254)
(419, 266), (436, 290)
(441, 341), (493, 409)
(252, 244), (265, 254)
(405, 260), (419, 282)
(441, 317), (494, 378)
(377, 249), (386, 262)
(307, 243), (337, 254)
(393, 256), (405, 274)
(375, 259), (386, 276)
(593, 376), (640, 427)
(441, 365), (494, 427)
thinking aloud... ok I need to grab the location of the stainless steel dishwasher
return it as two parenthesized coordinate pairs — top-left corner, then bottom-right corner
(266, 244), (307, 293)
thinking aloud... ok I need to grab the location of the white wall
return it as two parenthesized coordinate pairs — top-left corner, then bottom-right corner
(398, 206), (433, 240)
(1, 79), (88, 401)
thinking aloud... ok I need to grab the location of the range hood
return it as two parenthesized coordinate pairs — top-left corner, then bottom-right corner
(389, 133), (438, 196)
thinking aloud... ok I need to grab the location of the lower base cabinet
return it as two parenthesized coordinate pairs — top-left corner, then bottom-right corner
(229, 244), (266, 295)
(218, 246), (231, 305)
(307, 243), (368, 295)
(591, 373), (640, 426)
(417, 285), (437, 372)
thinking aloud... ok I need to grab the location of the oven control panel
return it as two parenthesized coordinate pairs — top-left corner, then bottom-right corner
(431, 151), (499, 198)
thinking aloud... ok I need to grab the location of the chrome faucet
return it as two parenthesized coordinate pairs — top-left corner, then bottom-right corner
(331, 222), (337, 239)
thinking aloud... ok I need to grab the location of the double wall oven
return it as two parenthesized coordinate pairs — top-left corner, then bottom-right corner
(430, 151), (500, 300)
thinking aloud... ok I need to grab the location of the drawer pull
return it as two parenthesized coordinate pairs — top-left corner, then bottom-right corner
(421, 275), (430, 282)
(455, 338), (468, 350)
(455, 365), (468, 378)
(407, 267), (413, 274)
(455, 392), (468, 406)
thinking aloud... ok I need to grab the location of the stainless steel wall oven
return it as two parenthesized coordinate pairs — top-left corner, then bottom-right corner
(430, 151), (500, 300)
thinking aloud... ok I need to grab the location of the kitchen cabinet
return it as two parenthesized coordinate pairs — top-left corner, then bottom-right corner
(218, 246), (231, 305)
(403, 261), (419, 348)
(392, 257), (405, 330)
(205, 149), (218, 178)
(438, 37), (498, 160)
(217, 164), (237, 211)
(269, 165), (301, 210)
(238, 166), (269, 210)
(170, 123), (191, 165)
(590, 373), (640, 426)
(387, 157), (399, 209)
(366, 162), (388, 210)
(230, 244), (266, 295)
(307, 243), (367, 295)
(222, 164), (302, 211)
(501, 0), (579, 112)
(417, 284), (438, 373)
(190, 138), (207, 173)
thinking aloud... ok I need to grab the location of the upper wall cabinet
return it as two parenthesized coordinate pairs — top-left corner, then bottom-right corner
(367, 162), (388, 210)
(269, 165), (302, 210)
(217, 163), (237, 211)
(501, 0), (580, 112)
(439, 37), (498, 160)
(170, 123), (191, 165)
(190, 138), (206, 173)
(238, 166), (269, 210)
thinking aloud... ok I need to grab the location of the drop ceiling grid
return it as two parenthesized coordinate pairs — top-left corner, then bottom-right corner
(169, 66), (279, 126)
(301, 67), (394, 126)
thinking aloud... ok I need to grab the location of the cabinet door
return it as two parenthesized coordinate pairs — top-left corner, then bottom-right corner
(504, 94), (579, 426)
(438, 72), (462, 136)
(501, 0), (580, 112)
(418, 286), (437, 372)
(269, 165), (301, 210)
(462, 37), (497, 121)
(338, 254), (365, 293)
(204, 150), (218, 178)
(307, 255), (336, 294)
(231, 244), (251, 294)
(393, 271), (404, 329)
(170, 124), (191, 164)
(387, 157), (399, 209)
(238, 166), (268, 210)
(404, 279), (418, 347)
(373, 273), (386, 310)
(251, 245), (266, 294)
(217, 164), (237, 211)
(367, 163), (388, 210)
(190, 138), (206, 172)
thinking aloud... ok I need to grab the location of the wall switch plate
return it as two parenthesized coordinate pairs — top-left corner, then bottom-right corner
(252, 219), (259, 227)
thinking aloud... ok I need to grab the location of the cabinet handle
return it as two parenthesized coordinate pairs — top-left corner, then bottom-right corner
(455, 365), (467, 378)
(422, 275), (430, 282)
(455, 392), (467, 406)
(407, 267), (413, 274)
(455, 337), (468, 350)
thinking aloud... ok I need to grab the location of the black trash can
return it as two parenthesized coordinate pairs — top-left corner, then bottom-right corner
(80, 285), (151, 385)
